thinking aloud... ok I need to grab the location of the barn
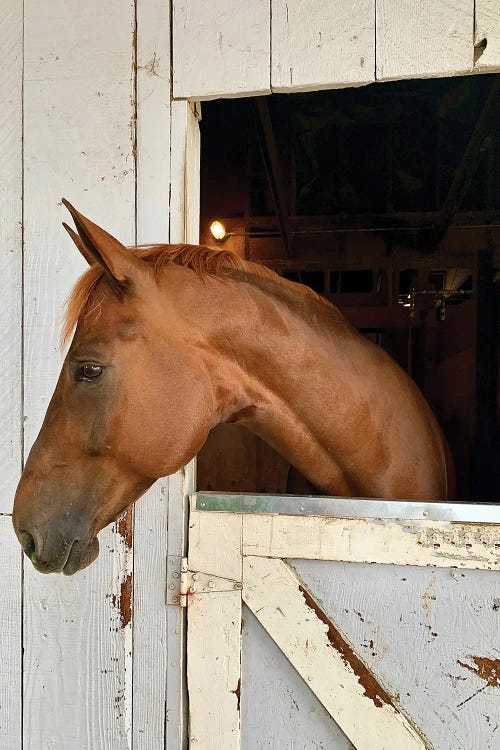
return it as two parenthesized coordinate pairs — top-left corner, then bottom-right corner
(1, 2), (499, 749)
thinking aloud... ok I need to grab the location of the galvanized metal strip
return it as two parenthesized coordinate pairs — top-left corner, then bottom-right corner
(193, 493), (500, 524)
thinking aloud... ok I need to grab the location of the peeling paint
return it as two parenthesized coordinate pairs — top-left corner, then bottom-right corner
(231, 677), (241, 712)
(299, 584), (392, 708)
(458, 657), (500, 688)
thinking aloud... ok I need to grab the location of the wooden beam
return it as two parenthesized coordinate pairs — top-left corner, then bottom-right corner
(241, 514), (500, 570)
(255, 98), (292, 257)
(436, 77), (500, 245)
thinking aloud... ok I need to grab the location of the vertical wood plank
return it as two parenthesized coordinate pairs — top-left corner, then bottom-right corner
(23, 1), (136, 747)
(136, 0), (171, 244)
(189, 508), (243, 581)
(188, 587), (242, 750)
(271, 0), (375, 92)
(172, 1), (271, 100)
(132, 2), (172, 747)
(0, 518), (22, 750)
(376, 0), (474, 80)
(165, 99), (201, 749)
(474, 0), (500, 70)
(0, 0), (22, 512)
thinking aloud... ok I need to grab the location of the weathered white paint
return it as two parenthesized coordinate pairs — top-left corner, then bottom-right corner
(271, 0), (374, 92)
(164, 99), (201, 750)
(474, 0), (500, 70)
(295, 559), (500, 750)
(243, 556), (427, 750)
(136, 0), (172, 243)
(189, 507), (243, 581)
(0, 0), (22, 513)
(172, 0), (271, 99)
(132, 2), (173, 745)
(171, 0), (500, 101)
(0, 518), (22, 750)
(376, 0), (474, 80)
(241, 606), (353, 750)
(22, 1), (136, 747)
(187, 582), (242, 750)
(242, 514), (500, 570)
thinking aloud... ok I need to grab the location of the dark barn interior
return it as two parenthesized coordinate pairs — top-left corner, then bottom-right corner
(197, 74), (500, 502)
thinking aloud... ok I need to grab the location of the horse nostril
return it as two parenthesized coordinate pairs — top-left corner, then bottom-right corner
(19, 530), (36, 560)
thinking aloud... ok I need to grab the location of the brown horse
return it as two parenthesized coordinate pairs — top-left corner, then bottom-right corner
(13, 201), (454, 574)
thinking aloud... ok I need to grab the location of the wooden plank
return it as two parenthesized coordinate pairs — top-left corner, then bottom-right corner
(187, 584), (242, 750)
(0, 518), (22, 750)
(271, 0), (374, 92)
(294, 559), (500, 750)
(164, 99), (201, 749)
(189, 507), (243, 581)
(132, 2), (172, 745)
(0, 0), (22, 512)
(242, 514), (500, 570)
(172, 0), (271, 100)
(376, 0), (474, 80)
(23, 1), (136, 746)
(243, 557), (427, 750)
(136, 0), (171, 244)
(474, 0), (500, 70)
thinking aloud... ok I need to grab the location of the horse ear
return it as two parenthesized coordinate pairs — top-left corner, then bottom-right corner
(62, 198), (142, 284)
(62, 222), (96, 266)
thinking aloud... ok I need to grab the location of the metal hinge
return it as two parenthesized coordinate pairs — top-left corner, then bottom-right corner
(166, 555), (190, 606)
(167, 557), (243, 606)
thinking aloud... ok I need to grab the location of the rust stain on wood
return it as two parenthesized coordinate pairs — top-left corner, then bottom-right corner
(231, 677), (241, 712)
(298, 585), (392, 708)
(458, 657), (500, 687)
(117, 507), (133, 550)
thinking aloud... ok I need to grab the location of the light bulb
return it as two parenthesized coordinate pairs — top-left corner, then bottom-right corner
(210, 220), (226, 241)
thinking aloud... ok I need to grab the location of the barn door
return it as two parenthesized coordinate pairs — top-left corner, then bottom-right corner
(184, 494), (500, 750)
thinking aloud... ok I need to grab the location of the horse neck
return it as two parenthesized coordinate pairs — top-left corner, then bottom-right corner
(184, 273), (368, 495)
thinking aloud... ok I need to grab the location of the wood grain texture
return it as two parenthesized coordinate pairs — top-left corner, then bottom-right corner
(271, 0), (374, 92)
(189, 507), (243, 581)
(132, 2), (172, 745)
(164, 101), (201, 749)
(474, 0), (500, 70)
(241, 605), (353, 749)
(376, 0), (474, 80)
(294, 559), (500, 750)
(242, 514), (500, 570)
(172, 0), (271, 99)
(243, 557), (426, 750)
(0, 0), (22, 512)
(136, 0), (171, 244)
(188, 586), (242, 750)
(23, 1), (136, 747)
(0, 518), (22, 750)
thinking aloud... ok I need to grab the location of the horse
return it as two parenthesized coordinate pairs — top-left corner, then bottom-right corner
(12, 200), (454, 574)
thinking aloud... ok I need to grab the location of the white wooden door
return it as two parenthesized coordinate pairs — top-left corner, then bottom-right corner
(186, 494), (500, 750)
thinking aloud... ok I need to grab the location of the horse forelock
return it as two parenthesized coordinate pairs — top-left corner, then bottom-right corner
(61, 243), (330, 346)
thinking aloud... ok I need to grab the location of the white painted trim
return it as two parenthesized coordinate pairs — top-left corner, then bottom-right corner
(243, 556), (427, 750)
(187, 581), (242, 750)
(241, 514), (500, 570)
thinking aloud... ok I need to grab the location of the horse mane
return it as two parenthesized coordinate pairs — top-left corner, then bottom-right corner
(62, 243), (331, 344)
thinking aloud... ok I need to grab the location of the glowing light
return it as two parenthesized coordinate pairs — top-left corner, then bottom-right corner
(210, 220), (226, 241)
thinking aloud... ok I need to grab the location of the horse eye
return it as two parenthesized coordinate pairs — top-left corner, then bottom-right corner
(76, 364), (104, 382)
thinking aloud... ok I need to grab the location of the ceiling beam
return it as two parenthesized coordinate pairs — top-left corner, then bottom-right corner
(255, 98), (292, 257)
(436, 76), (500, 246)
